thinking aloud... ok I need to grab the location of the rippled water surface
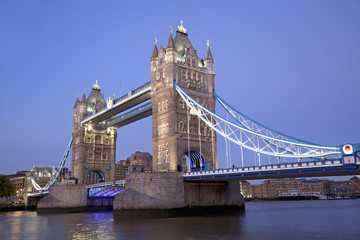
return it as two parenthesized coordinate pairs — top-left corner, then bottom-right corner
(0, 199), (359, 240)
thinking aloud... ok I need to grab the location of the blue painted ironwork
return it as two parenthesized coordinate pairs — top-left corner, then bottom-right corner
(185, 151), (205, 169)
(31, 138), (73, 191)
(174, 81), (342, 159)
(183, 157), (360, 181)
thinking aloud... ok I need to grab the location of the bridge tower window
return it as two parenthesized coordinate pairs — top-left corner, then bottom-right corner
(95, 135), (101, 144)
(179, 99), (185, 109)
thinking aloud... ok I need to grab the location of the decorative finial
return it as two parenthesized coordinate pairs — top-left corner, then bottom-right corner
(177, 20), (187, 34)
(207, 40), (210, 48)
(92, 80), (100, 90)
(76, 93), (79, 98)
(169, 26), (173, 34)
(83, 88), (85, 94)
(154, 37), (157, 45)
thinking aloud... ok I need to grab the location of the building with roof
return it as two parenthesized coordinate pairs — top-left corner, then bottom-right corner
(7, 171), (28, 195)
(72, 81), (117, 184)
(150, 21), (217, 172)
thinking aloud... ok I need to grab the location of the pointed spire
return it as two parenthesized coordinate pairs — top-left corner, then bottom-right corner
(81, 88), (86, 103)
(92, 80), (100, 91)
(73, 93), (80, 108)
(151, 37), (158, 59)
(205, 40), (213, 60)
(177, 20), (187, 34)
(166, 26), (174, 49)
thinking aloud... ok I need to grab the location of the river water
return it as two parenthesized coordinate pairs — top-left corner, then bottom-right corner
(0, 199), (359, 240)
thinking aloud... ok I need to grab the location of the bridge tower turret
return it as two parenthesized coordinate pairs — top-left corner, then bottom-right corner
(151, 21), (218, 172)
(72, 82), (117, 184)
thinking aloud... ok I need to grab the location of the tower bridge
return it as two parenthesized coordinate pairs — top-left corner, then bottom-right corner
(30, 21), (359, 215)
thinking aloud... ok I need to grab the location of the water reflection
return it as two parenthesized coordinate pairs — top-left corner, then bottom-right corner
(114, 215), (244, 240)
(1, 200), (360, 240)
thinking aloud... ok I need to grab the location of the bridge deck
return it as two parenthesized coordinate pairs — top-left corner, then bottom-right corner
(183, 159), (360, 181)
(82, 82), (151, 125)
(107, 102), (152, 128)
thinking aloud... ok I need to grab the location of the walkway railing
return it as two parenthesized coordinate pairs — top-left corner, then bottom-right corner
(82, 81), (151, 124)
(107, 102), (152, 127)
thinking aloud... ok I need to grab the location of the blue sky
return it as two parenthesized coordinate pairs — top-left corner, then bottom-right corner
(0, 0), (359, 175)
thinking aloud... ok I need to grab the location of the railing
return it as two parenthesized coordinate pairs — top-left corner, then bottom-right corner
(183, 158), (354, 177)
(113, 81), (151, 105)
(86, 180), (125, 189)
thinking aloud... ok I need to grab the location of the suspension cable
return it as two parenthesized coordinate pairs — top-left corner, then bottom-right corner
(187, 104), (190, 172)
(199, 116), (202, 171)
(211, 119), (215, 169)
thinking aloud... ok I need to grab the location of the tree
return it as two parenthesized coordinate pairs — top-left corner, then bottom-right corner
(0, 175), (16, 197)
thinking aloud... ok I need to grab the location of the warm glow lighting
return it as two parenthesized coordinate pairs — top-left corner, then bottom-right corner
(343, 144), (353, 155)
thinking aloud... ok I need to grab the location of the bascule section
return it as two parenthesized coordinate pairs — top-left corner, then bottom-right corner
(150, 22), (218, 172)
(72, 82), (117, 185)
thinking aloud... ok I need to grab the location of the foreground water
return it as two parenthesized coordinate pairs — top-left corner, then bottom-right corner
(0, 199), (359, 240)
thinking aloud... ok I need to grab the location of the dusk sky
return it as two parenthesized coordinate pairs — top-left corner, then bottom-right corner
(1, 0), (359, 175)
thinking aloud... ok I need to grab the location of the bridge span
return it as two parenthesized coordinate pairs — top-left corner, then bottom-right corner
(184, 158), (360, 181)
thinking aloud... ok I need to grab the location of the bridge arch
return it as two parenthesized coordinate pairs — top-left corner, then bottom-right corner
(86, 170), (105, 185)
(184, 151), (208, 172)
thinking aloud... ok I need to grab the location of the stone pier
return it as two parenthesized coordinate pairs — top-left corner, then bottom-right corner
(113, 172), (244, 219)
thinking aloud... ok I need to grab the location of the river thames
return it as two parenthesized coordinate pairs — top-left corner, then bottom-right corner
(0, 199), (359, 240)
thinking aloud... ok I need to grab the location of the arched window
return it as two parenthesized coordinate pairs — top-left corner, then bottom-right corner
(95, 135), (101, 144)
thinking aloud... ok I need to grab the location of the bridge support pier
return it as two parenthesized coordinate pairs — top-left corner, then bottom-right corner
(36, 185), (88, 213)
(113, 172), (244, 219)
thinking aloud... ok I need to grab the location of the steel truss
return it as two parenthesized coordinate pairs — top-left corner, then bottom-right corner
(174, 82), (341, 160)
(31, 138), (73, 191)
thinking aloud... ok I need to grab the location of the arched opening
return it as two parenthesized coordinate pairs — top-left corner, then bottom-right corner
(86, 170), (105, 185)
(184, 151), (208, 172)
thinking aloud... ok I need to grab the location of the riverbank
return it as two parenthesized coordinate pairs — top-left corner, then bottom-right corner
(0, 204), (25, 212)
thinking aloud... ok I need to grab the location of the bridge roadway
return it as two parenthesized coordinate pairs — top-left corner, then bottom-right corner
(86, 180), (125, 198)
(183, 158), (360, 181)
(81, 81), (151, 126)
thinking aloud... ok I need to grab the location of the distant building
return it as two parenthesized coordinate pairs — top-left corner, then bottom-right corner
(115, 152), (152, 180)
(244, 179), (303, 199)
(242, 176), (360, 200)
(7, 171), (28, 195)
(240, 181), (252, 198)
(326, 177), (359, 198)
(301, 179), (327, 195)
(350, 176), (360, 196)
(115, 163), (128, 180)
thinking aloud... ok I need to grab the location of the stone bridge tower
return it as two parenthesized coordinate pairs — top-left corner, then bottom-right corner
(151, 21), (218, 172)
(72, 82), (117, 184)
